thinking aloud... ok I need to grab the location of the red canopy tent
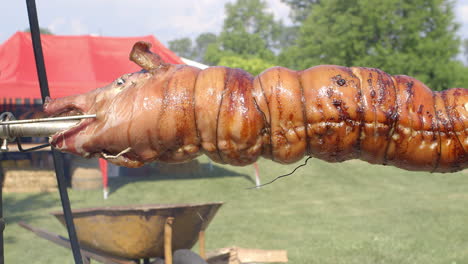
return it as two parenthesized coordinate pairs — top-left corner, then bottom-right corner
(0, 31), (184, 198)
(0, 31), (183, 100)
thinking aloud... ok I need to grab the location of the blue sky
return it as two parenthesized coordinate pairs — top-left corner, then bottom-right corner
(2, 0), (468, 53)
(2, 0), (289, 44)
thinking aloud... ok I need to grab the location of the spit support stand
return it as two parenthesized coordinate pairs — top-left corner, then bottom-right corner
(0, 112), (97, 152)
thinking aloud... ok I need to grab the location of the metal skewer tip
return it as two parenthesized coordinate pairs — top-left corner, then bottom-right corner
(0, 114), (97, 125)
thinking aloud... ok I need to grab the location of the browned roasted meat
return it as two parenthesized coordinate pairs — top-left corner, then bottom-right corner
(44, 42), (467, 172)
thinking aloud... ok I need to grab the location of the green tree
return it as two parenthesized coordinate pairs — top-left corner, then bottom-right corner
(168, 33), (217, 64)
(24, 27), (53, 35)
(276, 23), (299, 51)
(218, 56), (275, 75)
(280, 0), (319, 23)
(282, 0), (465, 90)
(207, 0), (284, 64)
(194, 33), (218, 63)
(168, 37), (193, 58)
(277, 0), (320, 58)
(464, 39), (468, 63)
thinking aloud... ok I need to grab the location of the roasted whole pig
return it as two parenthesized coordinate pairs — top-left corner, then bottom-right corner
(44, 42), (467, 172)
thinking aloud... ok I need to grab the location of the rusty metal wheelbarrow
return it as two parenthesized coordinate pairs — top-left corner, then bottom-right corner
(20, 202), (223, 264)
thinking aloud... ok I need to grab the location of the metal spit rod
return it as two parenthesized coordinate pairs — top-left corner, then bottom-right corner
(0, 114), (97, 139)
(0, 114), (97, 125)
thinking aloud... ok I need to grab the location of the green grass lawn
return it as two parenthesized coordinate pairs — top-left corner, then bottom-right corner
(4, 156), (468, 264)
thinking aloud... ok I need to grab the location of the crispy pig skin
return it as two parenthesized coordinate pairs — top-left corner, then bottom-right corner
(44, 42), (467, 172)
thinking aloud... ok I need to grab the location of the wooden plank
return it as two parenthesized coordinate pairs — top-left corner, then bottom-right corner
(18, 222), (136, 264)
(206, 247), (288, 264)
(235, 247), (288, 263)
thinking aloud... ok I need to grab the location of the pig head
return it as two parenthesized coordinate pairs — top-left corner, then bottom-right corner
(44, 42), (201, 167)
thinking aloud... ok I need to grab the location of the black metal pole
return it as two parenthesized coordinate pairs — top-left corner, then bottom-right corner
(0, 159), (4, 264)
(25, 1), (83, 263)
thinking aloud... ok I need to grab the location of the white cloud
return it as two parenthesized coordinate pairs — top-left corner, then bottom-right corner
(144, 0), (291, 43)
(144, 0), (228, 42)
(70, 19), (88, 35)
(266, 0), (291, 24)
(46, 17), (88, 36)
(456, 4), (468, 23)
(455, 2), (468, 44)
(47, 17), (66, 33)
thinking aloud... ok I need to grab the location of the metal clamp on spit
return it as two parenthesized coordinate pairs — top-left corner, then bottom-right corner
(0, 112), (96, 152)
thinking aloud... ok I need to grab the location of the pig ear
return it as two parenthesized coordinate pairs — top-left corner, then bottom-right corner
(129, 41), (167, 71)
